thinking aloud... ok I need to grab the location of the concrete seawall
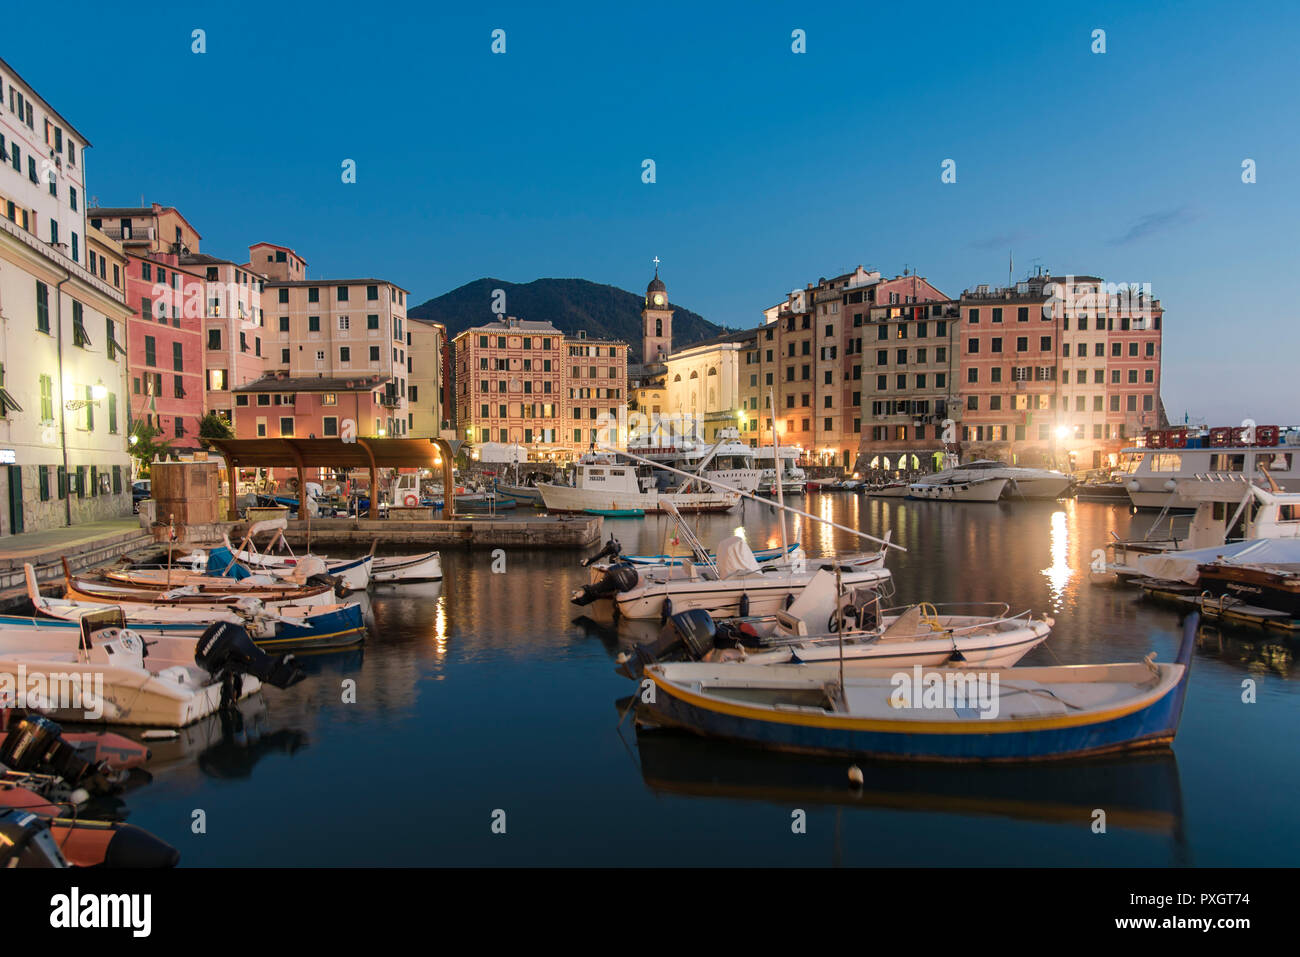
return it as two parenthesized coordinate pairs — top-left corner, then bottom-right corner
(233, 516), (604, 550)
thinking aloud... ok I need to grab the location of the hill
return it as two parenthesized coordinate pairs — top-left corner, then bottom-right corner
(407, 277), (723, 363)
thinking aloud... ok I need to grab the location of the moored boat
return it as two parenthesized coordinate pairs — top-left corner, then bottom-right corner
(908, 476), (1008, 502)
(634, 614), (1198, 762)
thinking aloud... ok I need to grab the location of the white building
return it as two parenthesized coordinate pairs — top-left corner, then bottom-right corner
(0, 57), (132, 535)
(664, 330), (754, 443)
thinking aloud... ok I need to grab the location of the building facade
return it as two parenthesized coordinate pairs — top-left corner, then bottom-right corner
(406, 317), (445, 437)
(664, 329), (753, 444)
(1, 59), (133, 533)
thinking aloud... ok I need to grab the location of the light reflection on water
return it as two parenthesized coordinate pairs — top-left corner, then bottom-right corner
(115, 493), (1300, 866)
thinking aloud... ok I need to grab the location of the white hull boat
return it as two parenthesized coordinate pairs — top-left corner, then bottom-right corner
(539, 454), (737, 514)
(0, 609), (274, 727)
(924, 461), (1070, 500)
(908, 477), (1008, 502)
(573, 536), (891, 621)
(371, 551), (443, 583)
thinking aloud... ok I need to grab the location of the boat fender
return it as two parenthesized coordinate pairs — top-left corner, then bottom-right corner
(660, 597), (672, 625)
(738, 593), (750, 617)
(784, 593), (795, 610)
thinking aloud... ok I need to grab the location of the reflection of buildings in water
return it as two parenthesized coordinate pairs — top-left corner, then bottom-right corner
(633, 726), (1189, 859)
(1197, 625), (1295, 678)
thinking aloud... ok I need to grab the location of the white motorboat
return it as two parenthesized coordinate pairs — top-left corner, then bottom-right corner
(0, 607), (303, 727)
(1092, 480), (1300, 583)
(573, 535), (890, 621)
(538, 452), (738, 514)
(1118, 425), (1300, 509)
(625, 572), (1050, 673)
(922, 461), (1069, 500)
(908, 476), (1008, 502)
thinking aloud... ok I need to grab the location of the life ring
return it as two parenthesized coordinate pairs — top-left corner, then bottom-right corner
(403, 493), (419, 507)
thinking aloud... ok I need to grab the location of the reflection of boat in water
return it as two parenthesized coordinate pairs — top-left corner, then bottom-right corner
(632, 725), (1187, 836)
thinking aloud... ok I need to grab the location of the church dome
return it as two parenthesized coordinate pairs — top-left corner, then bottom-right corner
(647, 276), (666, 295)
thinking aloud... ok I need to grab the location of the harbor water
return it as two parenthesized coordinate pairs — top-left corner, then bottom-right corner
(115, 496), (1296, 865)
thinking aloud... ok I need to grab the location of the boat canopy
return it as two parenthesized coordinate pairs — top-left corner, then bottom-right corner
(715, 536), (760, 578)
(1136, 538), (1300, 584)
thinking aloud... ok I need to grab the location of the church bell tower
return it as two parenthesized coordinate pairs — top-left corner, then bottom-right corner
(641, 258), (673, 364)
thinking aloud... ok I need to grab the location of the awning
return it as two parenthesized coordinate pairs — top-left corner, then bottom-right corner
(207, 436), (448, 470)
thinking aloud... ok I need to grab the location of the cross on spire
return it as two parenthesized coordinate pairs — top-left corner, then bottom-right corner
(652, 255), (660, 276)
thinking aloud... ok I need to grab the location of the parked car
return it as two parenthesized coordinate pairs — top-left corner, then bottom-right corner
(132, 479), (151, 513)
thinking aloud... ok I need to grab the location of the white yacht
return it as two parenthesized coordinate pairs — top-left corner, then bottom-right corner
(1119, 425), (1300, 509)
(753, 446), (807, 494)
(631, 428), (763, 494)
(538, 452), (739, 514)
(923, 460), (1070, 500)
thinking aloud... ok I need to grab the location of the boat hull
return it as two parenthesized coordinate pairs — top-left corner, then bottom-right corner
(612, 565), (890, 621)
(639, 664), (1188, 763)
(538, 483), (737, 514)
(372, 551), (443, 583)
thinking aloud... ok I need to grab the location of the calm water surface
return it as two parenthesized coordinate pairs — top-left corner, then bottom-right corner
(117, 496), (1297, 866)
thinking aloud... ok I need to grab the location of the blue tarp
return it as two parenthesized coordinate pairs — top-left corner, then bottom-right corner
(206, 546), (253, 580)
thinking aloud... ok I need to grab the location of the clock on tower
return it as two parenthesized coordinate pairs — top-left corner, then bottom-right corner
(641, 259), (673, 364)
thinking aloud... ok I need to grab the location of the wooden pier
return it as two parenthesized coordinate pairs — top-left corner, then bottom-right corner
(1137, 578), (1300, 633)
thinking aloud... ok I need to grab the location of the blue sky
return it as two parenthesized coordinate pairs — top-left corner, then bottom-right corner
(8, 0), (1297, 422)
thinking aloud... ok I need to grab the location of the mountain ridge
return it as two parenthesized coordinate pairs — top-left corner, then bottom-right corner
(408, 277), (725, 363)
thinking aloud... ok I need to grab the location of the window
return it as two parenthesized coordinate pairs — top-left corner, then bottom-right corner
(967, 338), (979, 354)
(35, 281), (49, 333)
(208, 329), (221, 350)
(308, 287), (319, 303)
(340, 347), (351, 362)
(338, 316), (350, 331)
(308, 316), (320, 332)
(367, 285), (378, 300)
(144, 335), (156, 367)
(991, 308), (1002, 323)
(173, 341), (184, 371)
(336, 286), (349, 301)
(323, 417), (338, 437)
(968, 308), (980, 324)
(1040, 336), (1052, 351)
(279, 417), (295, 436)
(208, 369), (227, 391)
(367, 314), (380, 330)
(369, 346), (380, 361)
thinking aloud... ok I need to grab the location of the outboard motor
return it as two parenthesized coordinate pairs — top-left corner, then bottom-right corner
(195, 621), (307, 693)
(0, 808), (67, 868)
(618, 609), (718, 678)
(570, 563), (639, 606)
(0, 714), (123, 795)
(580, 535), (622, 568)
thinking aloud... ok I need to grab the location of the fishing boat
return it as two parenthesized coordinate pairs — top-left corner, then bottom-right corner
(455, 492), (517, 512)
(494, 481), (544, 506)
(574, 534), (891, 621)
(922, 460), (1070, 500)
(371, 551), (443, 583)
(63, 561), (337, 610)
(908, 476), (1008, 502)
(620, 576), (1051, 674)
(538, 452), (739, 514)
(204, 520), (440, 584)
(0, 608), (304, 726)
(634, 614), (1198, 762)
(22, 565), (365, 650)
(116, 550), (371, 595)
(584, 507), (645, 517)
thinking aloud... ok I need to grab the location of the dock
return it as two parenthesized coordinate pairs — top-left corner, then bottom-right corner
(0, 517), (152, 610)
(233, 515), (603, 550)
(1136, 578), (1300, 633)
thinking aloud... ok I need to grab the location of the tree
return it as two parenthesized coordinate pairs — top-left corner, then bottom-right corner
(198, 411), (234, 448)
(127, 423), (173, 480)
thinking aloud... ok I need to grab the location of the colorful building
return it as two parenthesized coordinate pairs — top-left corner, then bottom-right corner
(1, 58), (134, 533)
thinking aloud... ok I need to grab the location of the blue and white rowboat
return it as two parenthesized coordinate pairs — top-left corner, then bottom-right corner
(636, 615), (1198, 762)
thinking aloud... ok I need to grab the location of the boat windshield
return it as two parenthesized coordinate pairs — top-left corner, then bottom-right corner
(1118, 452), (1145, 473)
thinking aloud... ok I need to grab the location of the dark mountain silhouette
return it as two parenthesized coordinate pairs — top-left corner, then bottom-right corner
(408, 277), (723, 363)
